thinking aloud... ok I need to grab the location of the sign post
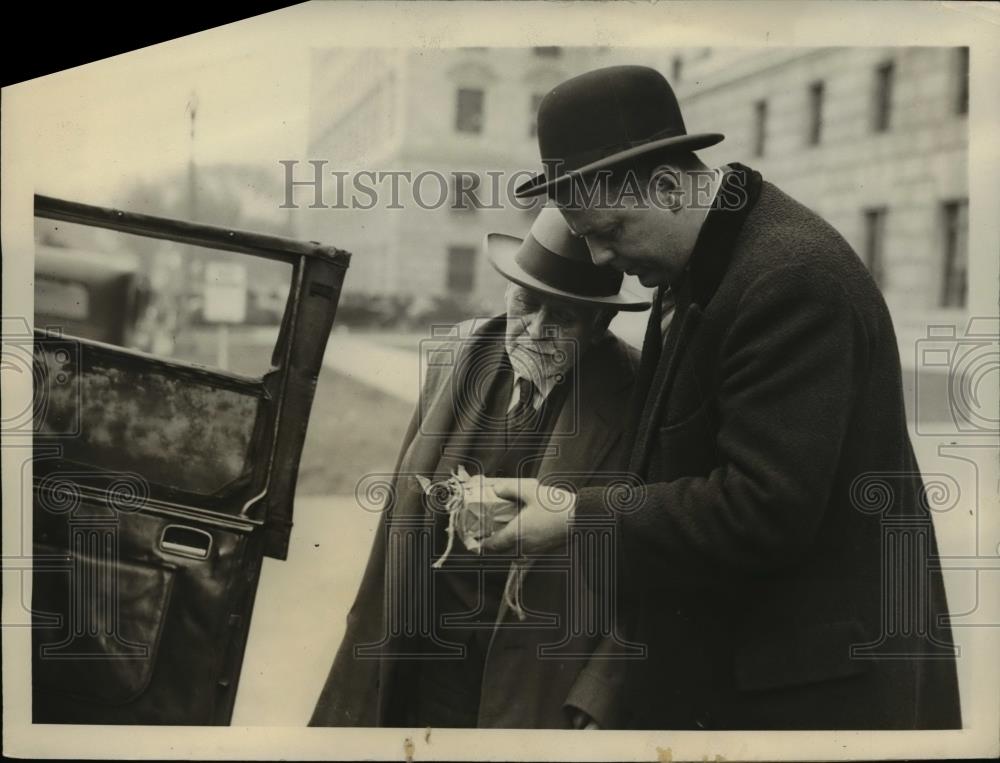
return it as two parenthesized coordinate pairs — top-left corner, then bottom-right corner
(203, 261), (247, 370)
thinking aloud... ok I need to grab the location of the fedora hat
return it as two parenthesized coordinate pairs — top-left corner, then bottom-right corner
(486, 206), (650, 311)
(515, 65), (724, 198)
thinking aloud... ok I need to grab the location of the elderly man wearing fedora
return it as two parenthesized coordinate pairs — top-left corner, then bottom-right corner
(483, 65), (961, 730)
(309, 206), (649, 729)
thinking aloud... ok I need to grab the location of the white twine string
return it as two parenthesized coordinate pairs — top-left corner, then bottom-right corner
(431, 481), (463, 569)
(502, 560), (529, 621)
(425, 469), (526, 623)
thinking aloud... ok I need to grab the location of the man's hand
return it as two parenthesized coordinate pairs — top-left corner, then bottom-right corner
(479, 477), (577, 555)
(571, 709), (600, 730)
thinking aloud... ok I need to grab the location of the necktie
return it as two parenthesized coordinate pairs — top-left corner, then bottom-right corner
(660, 287), (677, 339)
(660, 274), (693, 366)
(507, 377), (539, 432)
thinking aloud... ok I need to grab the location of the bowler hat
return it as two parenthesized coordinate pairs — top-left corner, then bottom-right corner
(515, 65), (724, 198)
(486, 206), (650, 311)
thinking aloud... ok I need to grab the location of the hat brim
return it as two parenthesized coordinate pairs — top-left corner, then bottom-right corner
(486, 233), (651, 312)
(514, 132), (725, 198)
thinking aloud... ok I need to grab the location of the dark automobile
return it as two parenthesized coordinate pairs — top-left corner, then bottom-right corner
(34, 243), (152, 347)
(30, 195), (350, 725)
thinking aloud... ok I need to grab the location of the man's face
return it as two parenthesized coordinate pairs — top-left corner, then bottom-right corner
(557, 179), (696, 288)
(503, 283), (603, 382)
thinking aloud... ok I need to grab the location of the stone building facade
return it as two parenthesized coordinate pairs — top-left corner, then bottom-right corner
(298, 47), (969, 344)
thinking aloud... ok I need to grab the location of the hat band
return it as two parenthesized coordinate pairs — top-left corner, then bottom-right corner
(515, 234), (623, 298)
(548, 126), (687, 176)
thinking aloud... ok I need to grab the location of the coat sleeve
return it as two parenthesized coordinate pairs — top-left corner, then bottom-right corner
(562, 634), (631, 728)
(574, 265), (871, 589)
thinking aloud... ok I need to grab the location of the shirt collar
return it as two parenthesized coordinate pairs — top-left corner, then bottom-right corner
(507, 371), (555, 413)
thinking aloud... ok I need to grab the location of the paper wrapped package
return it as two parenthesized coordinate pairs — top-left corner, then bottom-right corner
(416, 465), (518, 565)
(416, 466), (530, 620)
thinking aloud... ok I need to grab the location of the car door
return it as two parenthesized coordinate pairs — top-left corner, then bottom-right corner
(30, 194), (350, 725)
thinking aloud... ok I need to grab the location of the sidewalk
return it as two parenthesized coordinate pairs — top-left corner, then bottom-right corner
(323, 330), (421, 404)
(232, 494), (382, 726)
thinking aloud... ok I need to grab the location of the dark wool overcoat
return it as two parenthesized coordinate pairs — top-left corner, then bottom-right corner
(311, 315), (641, 728)
(573, 164), (962, 730)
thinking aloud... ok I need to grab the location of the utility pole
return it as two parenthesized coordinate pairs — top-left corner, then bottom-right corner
(187, 91), (229, 370)
(186, 91), (199, 221)
(180, 91), (202, 359)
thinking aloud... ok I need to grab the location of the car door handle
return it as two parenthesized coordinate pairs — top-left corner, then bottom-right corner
(159, 525), (213, 560)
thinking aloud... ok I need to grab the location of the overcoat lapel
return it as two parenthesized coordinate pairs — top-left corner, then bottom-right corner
(629, 303), (702, 475)
(392, 317), (507, 520)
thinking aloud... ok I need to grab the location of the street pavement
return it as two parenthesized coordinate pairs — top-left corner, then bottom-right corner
(322, 329), (421, 404)
(232, 494), (381, 726)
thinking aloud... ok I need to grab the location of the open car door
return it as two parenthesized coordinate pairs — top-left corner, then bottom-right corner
(30, 195), (350, 724)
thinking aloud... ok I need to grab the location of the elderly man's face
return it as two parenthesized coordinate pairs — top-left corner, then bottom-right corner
(503, 283), (605, 383)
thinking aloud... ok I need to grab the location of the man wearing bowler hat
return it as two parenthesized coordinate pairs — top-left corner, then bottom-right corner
(310, 206), (649, 728)
(483, 65), (961, 729)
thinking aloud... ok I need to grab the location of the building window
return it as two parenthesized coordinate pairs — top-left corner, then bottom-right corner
(752, 99), (767, 158)
(533, 47), (561, 58)
(807, 81), (824, 146)
(529, 93), (544, 137)
(955, 47), (969, 116)
(940, 200), (968, 308)
(671, 56), (683, 84)
(862, 207), (888, 289)
(447, 245), (477, 293)
(455, 88), (485, 134)
(872, 61), (895, 132)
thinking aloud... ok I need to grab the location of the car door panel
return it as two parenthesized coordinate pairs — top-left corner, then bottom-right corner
(31, 195), (350, 724)
(34, 339), (267, 503)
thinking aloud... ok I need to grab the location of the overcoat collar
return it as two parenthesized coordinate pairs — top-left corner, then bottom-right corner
(685, 162), (762, 310)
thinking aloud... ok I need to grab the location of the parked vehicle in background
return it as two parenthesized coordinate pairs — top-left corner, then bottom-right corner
(35, 244), (153, 348)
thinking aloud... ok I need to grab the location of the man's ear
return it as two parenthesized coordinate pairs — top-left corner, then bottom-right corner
(651, 167), (684, 213)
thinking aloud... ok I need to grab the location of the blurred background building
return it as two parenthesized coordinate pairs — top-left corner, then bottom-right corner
(664, 47), (970, 357)
(299, 46), (969, 351)
(301, 47), (614, 321)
